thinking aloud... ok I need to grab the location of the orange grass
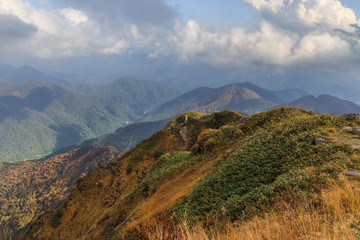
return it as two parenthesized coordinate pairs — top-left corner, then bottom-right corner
(143, 175), (360, 240)
(129, 160), (214, 228)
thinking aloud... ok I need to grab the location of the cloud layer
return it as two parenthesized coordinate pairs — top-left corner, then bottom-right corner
(0, 0), (359, 69)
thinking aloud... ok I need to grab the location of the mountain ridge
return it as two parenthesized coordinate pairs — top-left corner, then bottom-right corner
(141, 82), (308, 122)
(21, 107), (360, 239)
(0, 65), (68, 86)
(287, 94), (360, 115)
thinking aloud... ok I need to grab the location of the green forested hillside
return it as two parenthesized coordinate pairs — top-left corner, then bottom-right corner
(0, 80), (132, 162)
(73, 78), (183, 116)
(80, 119), (170, 150)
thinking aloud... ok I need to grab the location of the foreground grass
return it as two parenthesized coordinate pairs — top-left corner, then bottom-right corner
(141, 175), (360, 240)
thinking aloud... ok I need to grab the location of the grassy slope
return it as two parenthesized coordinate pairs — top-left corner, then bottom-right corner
(0, 146), (121, 237)
(23, 108), (360, 239)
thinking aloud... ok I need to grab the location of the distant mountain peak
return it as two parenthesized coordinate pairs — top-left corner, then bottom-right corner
(287, 94), (360, 115)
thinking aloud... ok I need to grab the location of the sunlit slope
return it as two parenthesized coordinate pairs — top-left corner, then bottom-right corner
(24, 107), (360, 239)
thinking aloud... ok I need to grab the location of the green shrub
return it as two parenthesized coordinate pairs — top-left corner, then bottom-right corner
(50, 208), (64, 228)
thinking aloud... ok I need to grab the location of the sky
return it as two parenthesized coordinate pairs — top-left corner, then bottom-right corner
(1, 0), (360, 100)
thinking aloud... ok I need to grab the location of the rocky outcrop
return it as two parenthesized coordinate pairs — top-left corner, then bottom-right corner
(343, 172), (360, 177)
(343, 114), (360, 121)
(180, 127), (188, 142)
(315, 138), (327, 145)
(340, 126), (353, 132)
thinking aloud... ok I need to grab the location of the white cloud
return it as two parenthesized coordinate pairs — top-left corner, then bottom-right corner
(170, 19), (354, 68)
(244, 0), (359, 32)
(57, 8), (88, 26)
(0, 0), (358, 70)
(0, 0), (136, 58)
(292, 33), (352, 61)
(167, 0), (359, 68)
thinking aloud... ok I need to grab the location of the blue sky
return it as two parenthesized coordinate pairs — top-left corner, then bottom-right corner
(168, 0), (257, 29)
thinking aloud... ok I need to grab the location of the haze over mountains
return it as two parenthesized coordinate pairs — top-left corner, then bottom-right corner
(287, 95), (360, 115)
(73, 78), (183, 115)
(0, 68), (182, 162)
(0, 65), (68, 86)
(141, 82), (309, 121)
(0, 64), (359, 163)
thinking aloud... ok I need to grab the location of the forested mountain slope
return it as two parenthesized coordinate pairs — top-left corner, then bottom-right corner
(0, 80), (132, 162)
(0, 146), (121, 237)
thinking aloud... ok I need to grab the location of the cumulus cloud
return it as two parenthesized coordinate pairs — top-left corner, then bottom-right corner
(0, 0), (359, 70)
(0, 0), (137, 57)
(168, 0), (360, 68)
(169, 19), (354, 68)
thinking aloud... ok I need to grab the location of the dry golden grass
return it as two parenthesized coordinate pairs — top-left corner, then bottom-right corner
(144, 174), (360, 240)
(129, 160), (214, 228)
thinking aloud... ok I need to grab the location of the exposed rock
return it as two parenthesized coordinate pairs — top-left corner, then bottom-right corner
(169, 124), (176, 130)
(350, 146), (360, 150)
(177, 115), (188, 124)
(355, 127), (360, 132)
(315, 138), (327, 145)
(343, 172), (360, 177)
(236, 117), (248, 125)
(180, 127), (188, 142)
(353, 136), (360, 139)
(340, 126), (353, 132)
(342, 114), (360, 121)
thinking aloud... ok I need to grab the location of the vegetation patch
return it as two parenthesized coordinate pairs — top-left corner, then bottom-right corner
(127, 151), (199, 200)
(172, 112), (355, 222)
(50, 209), (64, 228)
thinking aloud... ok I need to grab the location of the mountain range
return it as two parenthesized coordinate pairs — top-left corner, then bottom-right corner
(141, 82), (309, 121)
(0, 71), (182, 162)
(73, 78), (183, 116)
(0, 64), (359, 165)
(287, 94), (360, 115)
(0, 65), (68, 86)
